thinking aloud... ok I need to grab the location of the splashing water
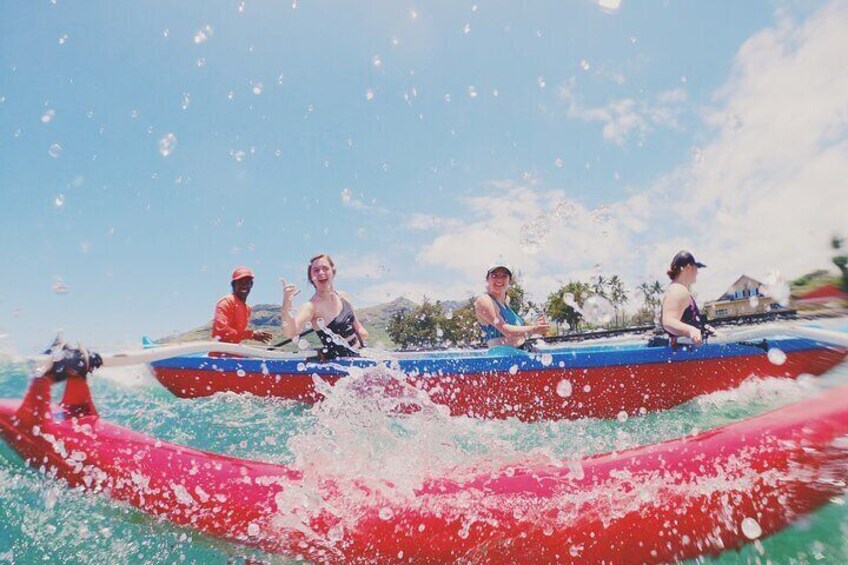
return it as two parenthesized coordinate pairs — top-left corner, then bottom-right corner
(762, 270), (791, 307)
(1, 347), (848, 562)
(579, 295), (615, 326)
(519, 215), (550, 254)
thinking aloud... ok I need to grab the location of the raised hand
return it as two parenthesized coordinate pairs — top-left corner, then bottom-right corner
(280, 278), (300, 306)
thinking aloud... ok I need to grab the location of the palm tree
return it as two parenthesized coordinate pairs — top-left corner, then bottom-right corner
(833, 235), (848, 292)
(592, 275), (608, 299)
(608, 275), (628, 327)
(545, 281), (590, 332)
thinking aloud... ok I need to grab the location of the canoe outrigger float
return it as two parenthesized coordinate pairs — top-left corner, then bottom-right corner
(2, 334), (848, 562)
(147, 325), (848, 421)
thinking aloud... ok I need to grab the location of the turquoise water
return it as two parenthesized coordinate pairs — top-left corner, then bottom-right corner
(1, 351), (848, 563)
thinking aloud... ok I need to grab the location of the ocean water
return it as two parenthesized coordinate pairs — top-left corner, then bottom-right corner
(1, 349), (848, 564)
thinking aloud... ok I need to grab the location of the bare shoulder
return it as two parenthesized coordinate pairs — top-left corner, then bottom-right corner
(299, 300), (316, 316)
(474, 294), (495, 311)
(663, 283), (690, 305)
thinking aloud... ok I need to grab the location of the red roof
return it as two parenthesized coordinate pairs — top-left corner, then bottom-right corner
(797, 284), (848, 301)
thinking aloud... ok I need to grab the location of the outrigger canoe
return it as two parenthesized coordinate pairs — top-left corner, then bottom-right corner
(148, 325), (848, 421)
(3, 356), (848, 562)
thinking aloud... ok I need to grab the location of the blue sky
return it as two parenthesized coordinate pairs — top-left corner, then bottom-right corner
(2, 1), (846, 352)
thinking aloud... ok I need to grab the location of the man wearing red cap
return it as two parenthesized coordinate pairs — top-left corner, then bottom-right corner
(212, 267), (273, 344)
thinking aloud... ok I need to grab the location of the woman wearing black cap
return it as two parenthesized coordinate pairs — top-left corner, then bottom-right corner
(661, 251), (707, 345)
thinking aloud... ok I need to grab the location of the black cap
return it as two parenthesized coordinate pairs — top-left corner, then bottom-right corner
(671, 250), (706, 269)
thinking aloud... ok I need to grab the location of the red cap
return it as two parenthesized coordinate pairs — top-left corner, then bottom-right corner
(231, 266), (254, 281)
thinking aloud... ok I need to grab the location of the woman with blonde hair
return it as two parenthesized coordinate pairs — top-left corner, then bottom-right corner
(281, 253), (369, 360)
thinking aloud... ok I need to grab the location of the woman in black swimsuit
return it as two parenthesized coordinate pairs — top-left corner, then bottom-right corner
(280, 253), (369, 360)
(661, 250), (707, 344)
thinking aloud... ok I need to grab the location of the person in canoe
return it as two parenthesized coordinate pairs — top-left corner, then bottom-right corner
(661, 251), (713, 345)
(474, 263), (550, 351)
(212, 267), (272, 344)
(280, 253), (369, 360)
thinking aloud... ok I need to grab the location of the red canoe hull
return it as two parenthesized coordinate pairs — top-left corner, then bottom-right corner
(151, 347), (846, 421)
(3, 377), (848, 562)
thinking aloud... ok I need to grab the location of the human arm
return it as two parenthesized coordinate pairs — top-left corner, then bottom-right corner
(212, 298), (245, 343)
(340, 292), (369, 345)
(474, 296), (550, 339)
(280, 279), (311, 339)
(661, 286), (703, 344)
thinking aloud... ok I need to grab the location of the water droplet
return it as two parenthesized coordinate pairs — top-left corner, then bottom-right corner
(379, 507), (393, 520)
(616, 410), (628, 422)
(196, 57), (206, 68)
(540, 353), (553, 367)
(767, 348), (787, 366)
(554, 157), (564, 168)
(567, 459), (584, 480)
(741, 517), (762, 540)
(252, 82), (263, 95)
(45, 486), (60, 510)
(372, 55), (382, 68)
(520, 215), (549, 254)
(537, 76), (546, 89)
(48, 144), (63, 158)
(236, 369), (246, 377)
(53, 194), (65, 208)
(52, 277), (69, 294)
(297, 339), (309, 350)
(232, 149), (246, 163)
(508, 364), (519, 375)
(237, 1), (246, 13)
(556, 380), (572, 398)
(58, 34), (68, 45)
(365, 89), (375, 101)
(328, 524), (344, 542)
(159, 133), (177, 157)
(247, 522), (260, 536)
(463, 23), (471, 34)
(579, 59), (591, 71)
(181, 92), (191, 110)
(41, 109), (56, 124)
(194, 25), (213, 44)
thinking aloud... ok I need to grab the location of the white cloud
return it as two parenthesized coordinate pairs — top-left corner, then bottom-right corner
(558, 81), (688, 146)
(406, 213), (462, 231)
(335, 254), (389, 281)
(354, 280), (477, 307)
(357, 2), (848, 308)
(674, 0), (848, 299)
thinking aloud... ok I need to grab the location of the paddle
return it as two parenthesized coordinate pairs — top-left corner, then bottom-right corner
(711, 324), (848, 348)
(25, 323), (847, 378)
(269, 328), (315, 349)
(29, 340), (312, 377)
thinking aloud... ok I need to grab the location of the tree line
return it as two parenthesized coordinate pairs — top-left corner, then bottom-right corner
(386, 275), (666, 349)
